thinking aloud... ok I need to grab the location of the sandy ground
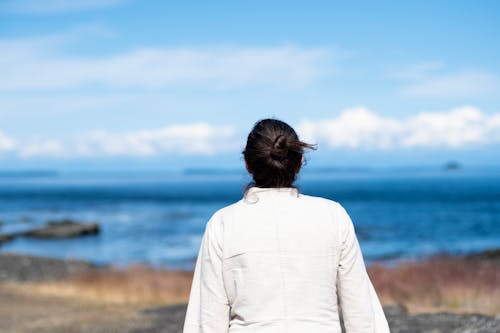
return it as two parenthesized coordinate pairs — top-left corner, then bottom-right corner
(0, 284), (148, 333)
(1, 284), (499, 333)
(0, 251), (499, 332)
(0, 283), (189, 333)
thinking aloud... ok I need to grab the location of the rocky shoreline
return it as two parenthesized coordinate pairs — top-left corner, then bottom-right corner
(0, 252), (99, 282)
(128, 303), (500, 333)
(0, 219), (100, 244)
(0, 250), (498, 333)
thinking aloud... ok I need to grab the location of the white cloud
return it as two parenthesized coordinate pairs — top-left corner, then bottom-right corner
(392, 61), (444, 80)
(298, 107), (402, 150)
(297, 106), (500, 150)
(3, 107), (500, 159)
(395, 62), (500, 99)
(0, 93), (141, 115)
(20, 139), (65, 158)
(17, 123), (237, 158)
(1, 0), (126, 14)
(0, 131), (17, 152)
(0, 31), (331, 91)
(403, 71), (500, 99)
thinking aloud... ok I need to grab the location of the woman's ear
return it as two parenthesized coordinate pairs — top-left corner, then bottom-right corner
(245, 159), (252, 174)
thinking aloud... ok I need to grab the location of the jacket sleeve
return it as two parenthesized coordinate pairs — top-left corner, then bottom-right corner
(336, 204), (390, 333)
(183, 214), (231, 333)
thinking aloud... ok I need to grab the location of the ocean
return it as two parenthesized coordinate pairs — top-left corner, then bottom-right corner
(0, 168), (499, 270)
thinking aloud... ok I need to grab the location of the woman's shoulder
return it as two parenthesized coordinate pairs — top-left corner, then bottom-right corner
(298, 192), (344, 210)
(207, 193), (349, 228)
(207, 201), (240, 223)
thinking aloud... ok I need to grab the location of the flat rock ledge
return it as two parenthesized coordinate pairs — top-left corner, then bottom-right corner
(0, 252), (99, 282)
(0, 219), (100, 244)
(24, 220), (100, 239)
(129, 304), (500, 333)
(384, 305), (500, 333)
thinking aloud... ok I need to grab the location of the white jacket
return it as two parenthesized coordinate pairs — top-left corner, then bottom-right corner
(183, 187), (390, 333)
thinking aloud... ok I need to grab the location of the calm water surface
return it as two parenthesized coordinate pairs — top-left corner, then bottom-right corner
(0, 168), (499, 269)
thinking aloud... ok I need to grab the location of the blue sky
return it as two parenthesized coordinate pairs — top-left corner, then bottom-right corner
(0, 0), (499, 170)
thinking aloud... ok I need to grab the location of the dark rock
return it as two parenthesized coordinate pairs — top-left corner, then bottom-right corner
(384, 304), (409, 317)
(0, 231), (24, 244)
(0, 234), (14, 243)
(0, 252), (98, 282)
(128, 303), (500, 333)
(380, 304), (500, 333)
(387, 311), (500, 333)
(130, 304), (188, 333)
(24, 219), (100, 239)
(1, 219), (100, 243)
(465, 248), (500, 262)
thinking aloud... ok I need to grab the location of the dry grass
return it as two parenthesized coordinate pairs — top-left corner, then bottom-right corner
(6, 256), (498, 314)
(12, 265), (193, 306)
(368, 256), (500, 314)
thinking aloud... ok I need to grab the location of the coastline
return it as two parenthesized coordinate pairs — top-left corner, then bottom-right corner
(0, 249), (498, 332)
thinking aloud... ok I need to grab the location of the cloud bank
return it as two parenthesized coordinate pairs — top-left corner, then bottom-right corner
(395, 62), (500, 99)
(0, 31), (331, 91)
(0, 131), (17, 153)
(1, 107), (500, 159)
(297, 106), (500, 150)
(16, 123), (237, 158)
(403, 71), (500, 99)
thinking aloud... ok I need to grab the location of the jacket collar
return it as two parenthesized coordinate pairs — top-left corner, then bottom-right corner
(243, 186), (299, 203)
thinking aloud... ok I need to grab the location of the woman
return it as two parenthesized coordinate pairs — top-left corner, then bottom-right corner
(183, 119), (389, 332)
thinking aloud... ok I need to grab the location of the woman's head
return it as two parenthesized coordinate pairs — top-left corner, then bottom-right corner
(243, 118), (315, 188)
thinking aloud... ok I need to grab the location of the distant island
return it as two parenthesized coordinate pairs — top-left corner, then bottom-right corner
(0, 169), (59, 178)
(444, 161), (462, 171)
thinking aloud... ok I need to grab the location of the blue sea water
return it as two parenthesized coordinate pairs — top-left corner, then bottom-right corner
(0, 168), (499, 270)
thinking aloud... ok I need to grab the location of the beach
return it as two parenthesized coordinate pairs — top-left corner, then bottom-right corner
(1, 170), (500, 332)
(1, 250), (498, 333)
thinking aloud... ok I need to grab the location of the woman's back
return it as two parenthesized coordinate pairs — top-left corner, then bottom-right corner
(183, 187), (389, 332)
(183, 118), (389, 332)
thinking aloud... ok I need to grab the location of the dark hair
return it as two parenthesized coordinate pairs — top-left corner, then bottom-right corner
(243, 118), (316, 188)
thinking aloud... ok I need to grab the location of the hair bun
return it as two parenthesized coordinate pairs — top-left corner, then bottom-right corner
(270, 134), (288, 161)
(243, 118), (316, 188)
